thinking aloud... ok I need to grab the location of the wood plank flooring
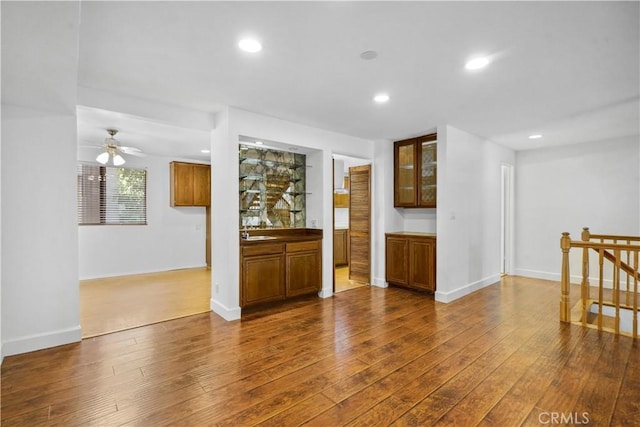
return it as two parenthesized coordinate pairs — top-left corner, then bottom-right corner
(2, 276), (638, 426)
(80, 268), (211, 338)
(335, 266), (367, 293)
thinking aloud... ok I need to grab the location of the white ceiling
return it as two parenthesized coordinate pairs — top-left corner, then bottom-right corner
(56, 2), (640, 154)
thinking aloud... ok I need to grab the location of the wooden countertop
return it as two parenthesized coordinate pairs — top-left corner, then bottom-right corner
(385, 231), (436, 238)
(240, 228), (323, 245)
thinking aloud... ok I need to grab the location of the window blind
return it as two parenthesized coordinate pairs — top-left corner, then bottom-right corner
(77, 163), (147, 225)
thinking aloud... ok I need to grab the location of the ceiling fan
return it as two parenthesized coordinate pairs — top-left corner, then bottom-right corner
(95, 129), (144, 166)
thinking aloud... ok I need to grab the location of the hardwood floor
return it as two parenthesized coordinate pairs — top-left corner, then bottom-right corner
(335, 266), (367, 293)
(2, 276), (638, 426)
(80, 268), (211, 338)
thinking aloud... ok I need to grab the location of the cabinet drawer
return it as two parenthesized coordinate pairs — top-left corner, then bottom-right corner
(286, 240), (320, 253)
(242, 243), (285, 257)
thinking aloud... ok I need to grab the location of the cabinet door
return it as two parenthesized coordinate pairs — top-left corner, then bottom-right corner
(242, 254), (285, 307)
(385, 236), (409, 286)
(286, 241), (321, 297)
(334, 229), (348, 266)
(192, 164), (211, 206)
(417, 135), (437, 208)
(410, 238), (436, 291)
(171, 162), (194, 206)
(394, 139), (418, 207)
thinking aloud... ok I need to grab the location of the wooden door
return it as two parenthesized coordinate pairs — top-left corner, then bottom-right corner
(333, 229), (348, 266)
(171, 162), (194, 206)
(410, 238), (435, 291)
(349, 165), (371, 283)
(385, 236), (409, 286)
(394, 139), (417, 207)
(286, 241), (322, 297)
(241, 253), (285, 307)
(192, 164), (211, 206)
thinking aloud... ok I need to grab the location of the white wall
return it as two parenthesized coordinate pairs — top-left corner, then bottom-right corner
(210, 107), (375, 320)
(2, 108), (82, 356)
(515, 136), (640, 282)
(77, 150), (208, 279)
(1, 2), (82, 357)
(436, 125), (516, 302)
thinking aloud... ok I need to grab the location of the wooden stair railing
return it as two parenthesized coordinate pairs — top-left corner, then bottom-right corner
(560, 228), (639, 338)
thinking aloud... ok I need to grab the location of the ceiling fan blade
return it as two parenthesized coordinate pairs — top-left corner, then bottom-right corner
(120, 146), (146, 157)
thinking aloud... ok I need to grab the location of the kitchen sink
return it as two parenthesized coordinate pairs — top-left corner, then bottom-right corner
(244, 235), (277, 241)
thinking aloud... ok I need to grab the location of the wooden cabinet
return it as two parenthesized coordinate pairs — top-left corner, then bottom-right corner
(333, 176), (349, 208)
(286, 241), (322, 297)
(170, 161), (211, 207)
(333, 229), (348, 266)
(393, 133), (437, 208)
(240, 233), (322, 308)
(385, 233), (436, 292)
(241, 243), (286, 307)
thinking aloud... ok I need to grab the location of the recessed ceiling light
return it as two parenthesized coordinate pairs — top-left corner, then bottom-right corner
(528, 134), (543, 139)
(255, 141), (263, 145)
(201, 149), (210, 153)
(465, 56), (490, 70)
(374, 93), (390, 103)
(238, 38), (262, 53)
(360, 50), (378, 60)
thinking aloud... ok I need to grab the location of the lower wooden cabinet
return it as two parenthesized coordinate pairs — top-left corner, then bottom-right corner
(241, 243), (285, 307)
(241, 239), (322, 308)
(333, 229), (348, 266)
(286, 241), (322, 297)
(385, 233), (436, 292)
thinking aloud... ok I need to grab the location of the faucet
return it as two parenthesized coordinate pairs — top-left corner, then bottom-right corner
(242, 226), (250, 239)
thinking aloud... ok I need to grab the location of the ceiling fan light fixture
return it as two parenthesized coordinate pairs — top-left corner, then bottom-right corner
(96, 152), (110, 164)
(113, 154), (126, 166)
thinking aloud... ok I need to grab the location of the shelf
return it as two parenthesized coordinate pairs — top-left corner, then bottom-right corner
(240, 189), (310, 196)
(240, 157), (306, 169)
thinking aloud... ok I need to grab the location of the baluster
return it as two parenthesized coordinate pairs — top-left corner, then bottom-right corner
(634, 250), (638, 339)
(626, 240), (631, 306)
(581, 228), (590, 322)
(560, 232), (571, 322)
(598, 249), (604, 331)
(614, 248), (621, 335)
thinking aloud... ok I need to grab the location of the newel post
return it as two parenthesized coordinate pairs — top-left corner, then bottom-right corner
(560, 232), (572, 322)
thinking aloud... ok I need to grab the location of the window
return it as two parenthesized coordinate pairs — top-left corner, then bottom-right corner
(77, 163), (147, 225)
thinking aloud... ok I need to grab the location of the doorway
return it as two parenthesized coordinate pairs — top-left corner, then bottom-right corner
(500, 163), (514, 275)
(333, 156), (371, 293)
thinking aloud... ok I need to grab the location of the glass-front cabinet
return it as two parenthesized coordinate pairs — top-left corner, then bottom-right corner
(393, 133), (437, 208)
(239, 144), (307, 228)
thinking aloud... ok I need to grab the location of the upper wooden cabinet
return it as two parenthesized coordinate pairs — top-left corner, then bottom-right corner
(170, 161), (211, 207)
(393, 133), (437, 208)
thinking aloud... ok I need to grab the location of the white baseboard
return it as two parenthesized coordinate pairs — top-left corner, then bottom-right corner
(2, 325), (82, 358)
(514, 268), (560, 282)
(515, 268), (615, 288)
(210, 298), (241, 321)
(318, 288), (333, 298)
(435, 274), (501, 303)
(371, 277), (388, 288)
(79, 264), (208, 281)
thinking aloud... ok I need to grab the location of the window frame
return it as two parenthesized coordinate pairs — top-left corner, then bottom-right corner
(77, 162), (148, 226)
